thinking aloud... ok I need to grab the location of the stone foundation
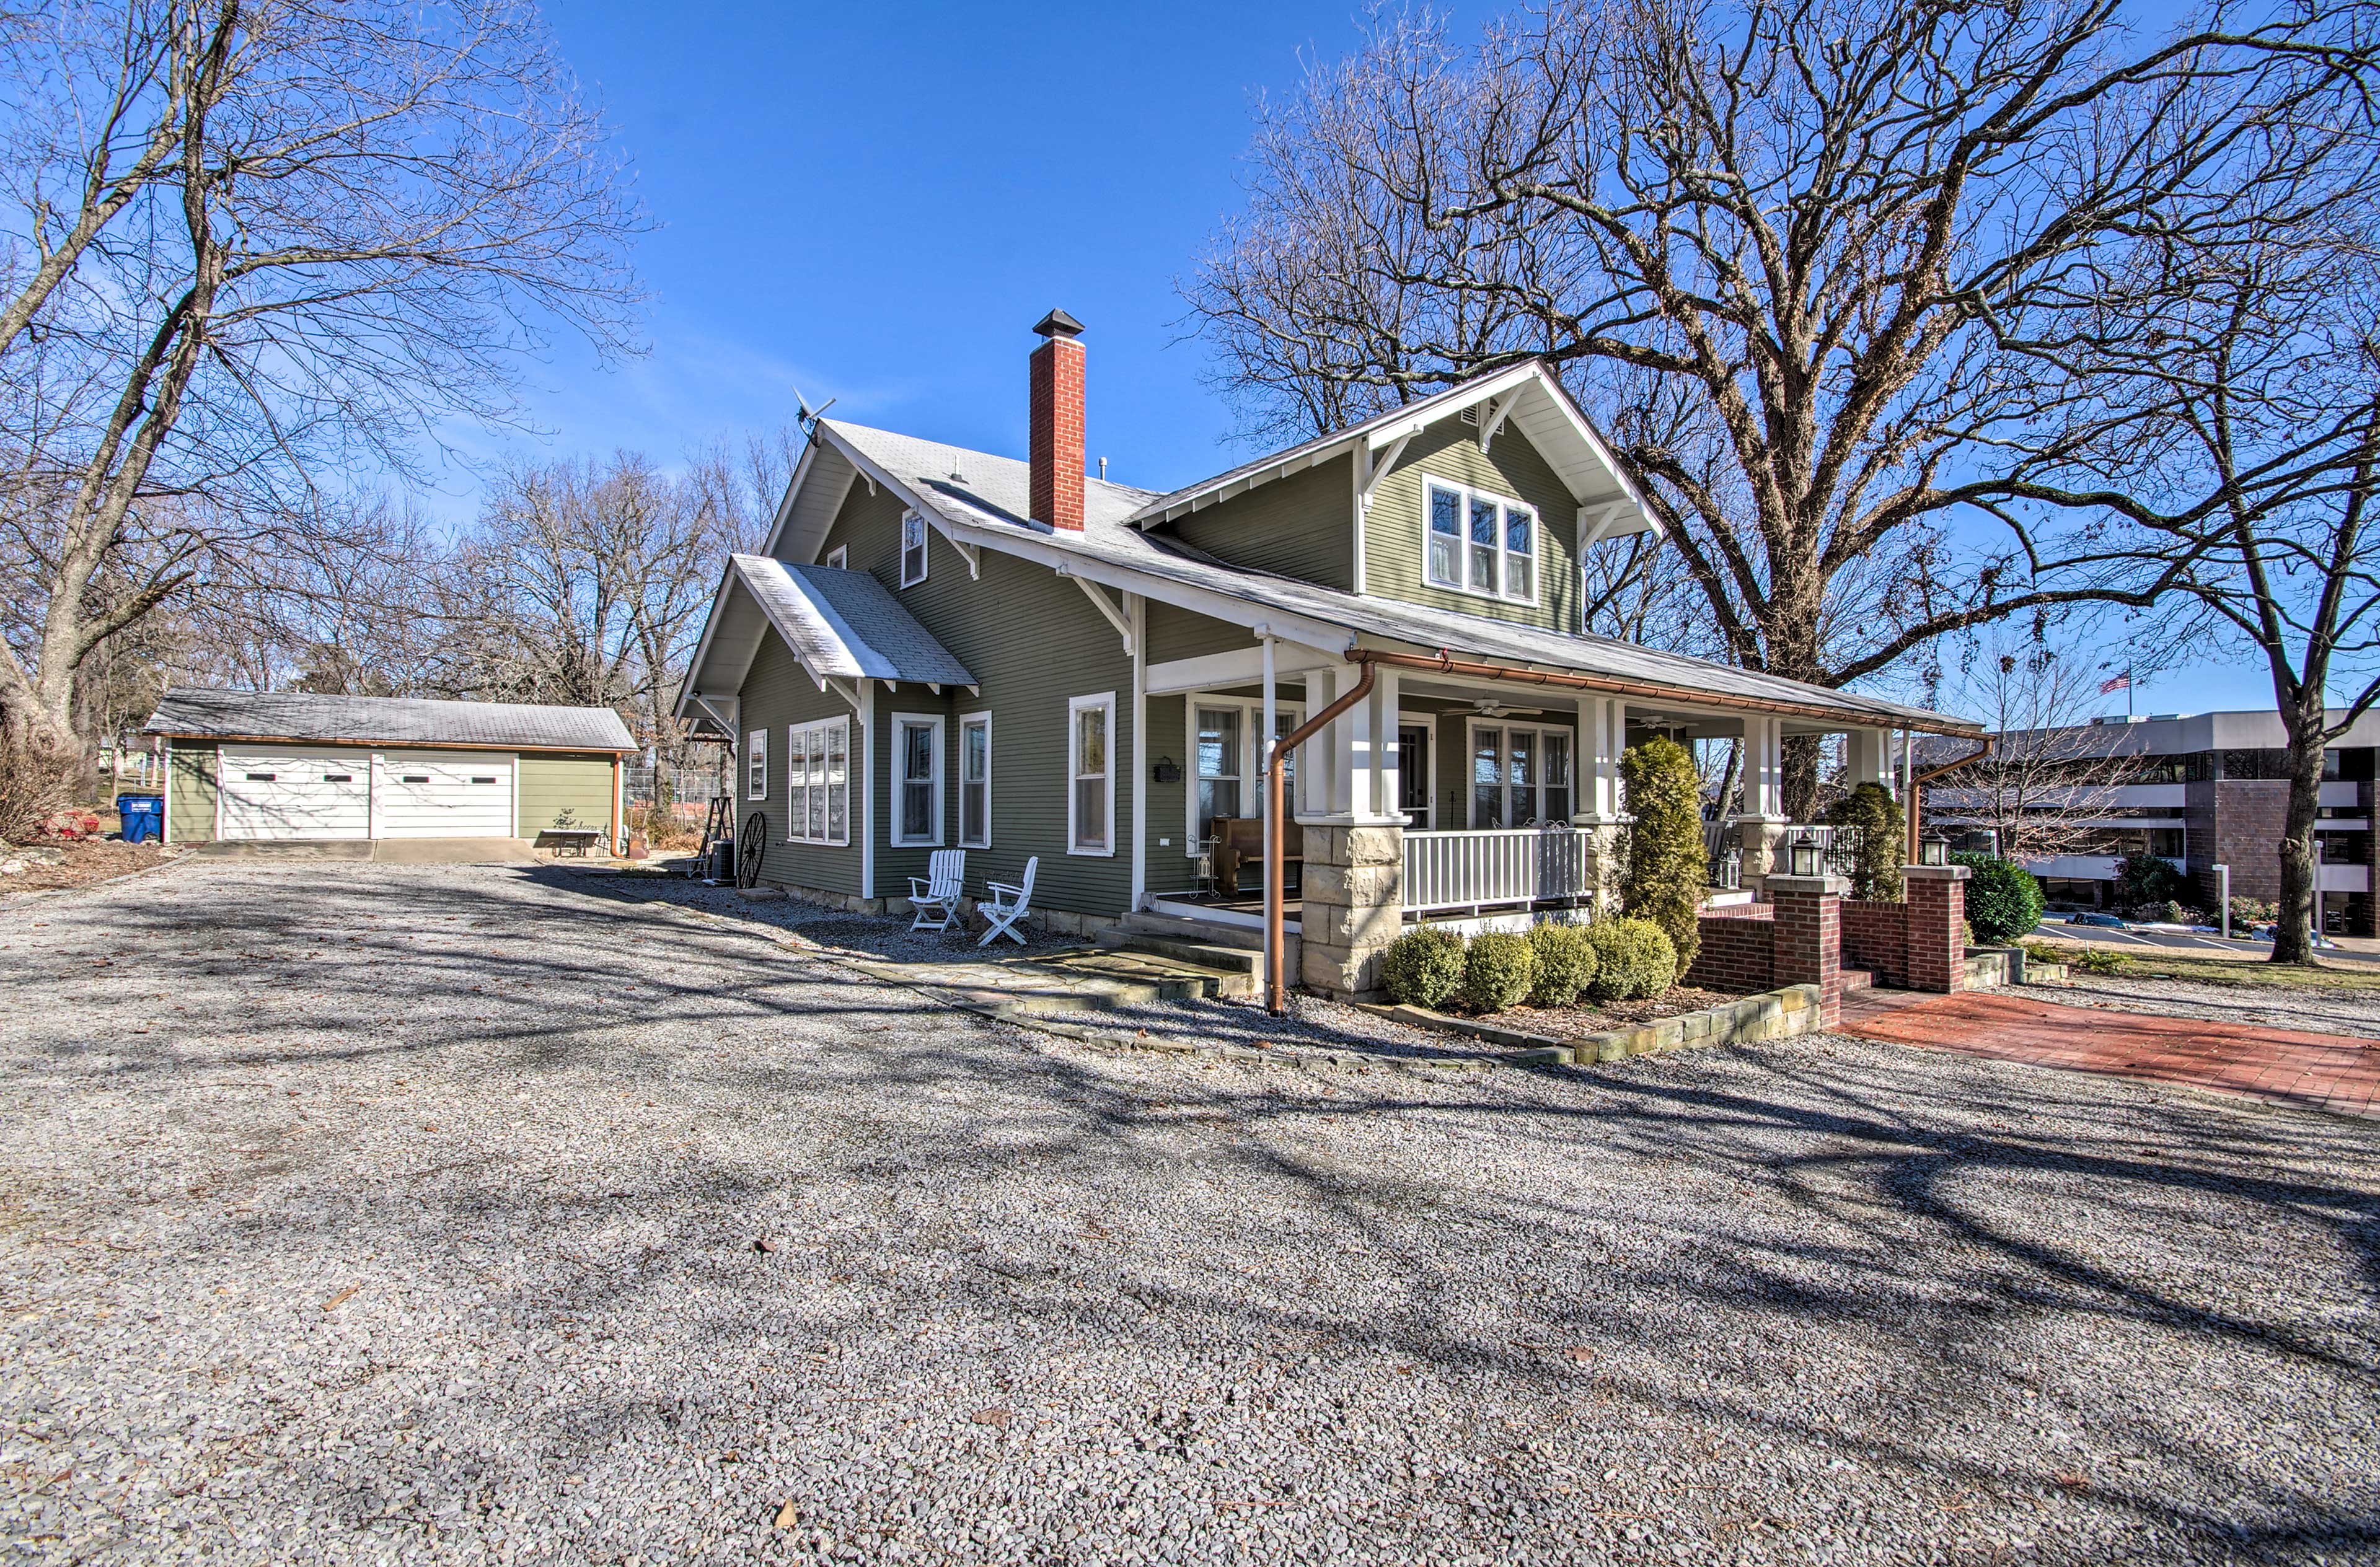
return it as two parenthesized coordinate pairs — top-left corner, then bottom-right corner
(1298, 822), (1404, 999)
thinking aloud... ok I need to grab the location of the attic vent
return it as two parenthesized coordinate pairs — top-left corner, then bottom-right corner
(1461, 405), (1481, 424)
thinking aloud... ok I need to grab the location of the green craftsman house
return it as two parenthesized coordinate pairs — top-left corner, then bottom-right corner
(677, 311), (1976, 995)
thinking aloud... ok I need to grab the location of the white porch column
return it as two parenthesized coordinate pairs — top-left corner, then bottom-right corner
(1732, 714), (1790, 889)
(1571, 693), (1629, 910)
(1844, 728), (1890, 791)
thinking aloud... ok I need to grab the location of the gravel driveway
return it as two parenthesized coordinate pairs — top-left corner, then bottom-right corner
(3, 861), (2376, 1565)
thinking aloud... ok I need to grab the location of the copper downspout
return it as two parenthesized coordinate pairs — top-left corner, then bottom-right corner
(1905, 739), (1995, 864)
(1263, 661), (1377, 1014)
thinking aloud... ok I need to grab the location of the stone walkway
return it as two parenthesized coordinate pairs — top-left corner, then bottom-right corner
(1841, 988), (2380, 1119)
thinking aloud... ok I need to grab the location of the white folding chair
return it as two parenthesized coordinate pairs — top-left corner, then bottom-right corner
(977, 856), (1038, 946)
(907, 848), (966, 933)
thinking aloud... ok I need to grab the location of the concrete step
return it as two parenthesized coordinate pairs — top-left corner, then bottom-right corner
(1114, 909), (1266, 950)
(1041, 947), (1253, 1001)
(1097, 929), (1259, 977)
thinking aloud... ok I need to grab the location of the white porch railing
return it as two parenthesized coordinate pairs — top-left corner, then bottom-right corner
(1404, 827), (1592, 916)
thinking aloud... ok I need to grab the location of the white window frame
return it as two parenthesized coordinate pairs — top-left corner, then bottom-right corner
(890, 713), (943, 848)
(783, 717), (850, 846)
(824, 545), (847, 569)
(899, 511), (928, 589)
(1465, 718), (1576, 828)
(746, 729), (768, 802)
(1422, 474), (1538, 604)
(958, 710), (992, 849)
(1183, 692), (1303, 856)
(1069, 691), (1116, 858)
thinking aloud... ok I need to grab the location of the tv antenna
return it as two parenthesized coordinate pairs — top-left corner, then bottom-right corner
(791, 384), (837, 433)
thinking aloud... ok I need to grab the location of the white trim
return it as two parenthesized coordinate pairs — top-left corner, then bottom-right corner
(1184, 691), (1305, 856)
(1129, 593), (1147, 908)
(890, 713), (944, 848)
(1396, 717), (1437, 830)
(784, 716), (853, 846)
(1067, 572), (1135, 654)
(746, 729), (768, 802)
(824, 544), (847, 569)
(1423, 472), (1540, 605)
(1463, 717), (1576, 828)
(858, 681), (876, 900)
(958, 709), (992, 849)
(1068, 691), (1117, 858)
(1145, 641), (1333, 698)
(899, 510), (928, 589)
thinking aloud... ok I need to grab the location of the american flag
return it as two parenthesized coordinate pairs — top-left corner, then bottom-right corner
(2099, 671), (2133, 695)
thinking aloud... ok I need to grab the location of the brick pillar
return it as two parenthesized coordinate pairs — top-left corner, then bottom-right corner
(1903, 864), (1970, 993)
(1298, 822), (1404, 999)
(1765, 872), (1843, 1029)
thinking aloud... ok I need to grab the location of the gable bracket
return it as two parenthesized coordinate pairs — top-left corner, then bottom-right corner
(1059, 566), (1136, 655)
(822, 676), (864, 712)
(1577, 501), (1626, 555)
(1477, 395), (1515, 450)
(1357, 432), (1413, 510)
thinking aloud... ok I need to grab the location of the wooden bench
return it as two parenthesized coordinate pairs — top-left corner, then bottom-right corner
(1211, 817), (1302, 895)
(542, 828), (606, 858)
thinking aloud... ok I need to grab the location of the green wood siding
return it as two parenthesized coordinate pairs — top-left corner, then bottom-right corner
(1365, 418), (1578, 633)
(766, 476), (1138, 920)
(740, 625), (865, 897)
(1156, 454), (1355, 587)
(167, 742), (216, 843)
(1144, 601), (1255, 665)
(516, 753), (615, 836)
(1144, 695), (1186, 880)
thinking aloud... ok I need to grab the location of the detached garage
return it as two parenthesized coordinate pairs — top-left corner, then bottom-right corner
(143, 689), (638, 850)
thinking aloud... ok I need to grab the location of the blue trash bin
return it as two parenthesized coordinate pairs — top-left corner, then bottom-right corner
(117, 792), (163, 844)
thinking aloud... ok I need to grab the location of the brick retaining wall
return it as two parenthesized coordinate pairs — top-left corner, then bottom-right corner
(1688, 904), (1777, 993)
(1840, 900), (1910, 988)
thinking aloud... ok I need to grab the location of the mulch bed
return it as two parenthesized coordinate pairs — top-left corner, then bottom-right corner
(0, 837), (185, 900)
(1476, 985), (1746, 1041)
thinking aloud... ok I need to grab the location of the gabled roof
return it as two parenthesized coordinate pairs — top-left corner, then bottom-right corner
(814, 420), (1975, 735)
(143, 690), (637, 752)
(675, 555), (976, 730)
(1125, 360), (1657, 536)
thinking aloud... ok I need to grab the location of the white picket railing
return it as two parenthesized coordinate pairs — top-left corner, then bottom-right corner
(1403, 827), (1592, 915)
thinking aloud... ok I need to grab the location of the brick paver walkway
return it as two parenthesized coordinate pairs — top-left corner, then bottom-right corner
(1840, 990), (2380, 1119)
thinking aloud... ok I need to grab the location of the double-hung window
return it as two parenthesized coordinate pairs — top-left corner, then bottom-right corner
(1425, 477), (1537, 603)
(1187, 698), (1300, 853)
(785, 718), (850, 845)
(959, 713), (991, 848)
(1069, 693), (1114, 856)
(892, 714), (942, 846)
(899, 511), (928, 587)
(1470, 722), (1574, 828)
(1193, 704), (1242, 848)
(745, 729), (768, 801)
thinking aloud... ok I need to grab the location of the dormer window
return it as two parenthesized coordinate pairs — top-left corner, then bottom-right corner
(899, 510), (928, 587)
(1426, 478), (1536, 604)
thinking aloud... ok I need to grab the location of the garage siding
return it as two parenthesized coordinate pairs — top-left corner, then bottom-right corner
(167, 742), (218, 844)
(516, 753), (617, 837)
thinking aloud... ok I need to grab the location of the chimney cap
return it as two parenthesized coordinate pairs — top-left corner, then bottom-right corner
(1032, 307), (1086, 340)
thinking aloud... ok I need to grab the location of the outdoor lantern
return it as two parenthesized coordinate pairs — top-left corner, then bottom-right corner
(1790, 837), (1822, 878)
(1921, 833), (1950, 867)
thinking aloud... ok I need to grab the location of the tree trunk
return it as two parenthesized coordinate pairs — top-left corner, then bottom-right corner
(2272, 698), (2326, 966)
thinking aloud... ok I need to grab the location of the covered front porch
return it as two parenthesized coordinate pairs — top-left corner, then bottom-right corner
(1139, 637), (1926, 998)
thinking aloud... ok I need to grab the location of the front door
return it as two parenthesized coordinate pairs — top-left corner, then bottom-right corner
(1397, 724), (1430, 827)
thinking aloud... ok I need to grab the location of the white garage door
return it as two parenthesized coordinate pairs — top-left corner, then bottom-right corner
(218, 747), (371, 840)
(375, 752), (516, 838)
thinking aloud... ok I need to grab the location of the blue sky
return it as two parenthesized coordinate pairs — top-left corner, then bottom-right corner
(451, 0), (2275, 721)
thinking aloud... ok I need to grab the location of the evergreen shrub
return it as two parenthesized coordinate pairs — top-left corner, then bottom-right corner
(1525, 921), (1599, 1007)
(1582, 917), (1678, 1002)
(1619, 735), (1706, 971)
(1822, 781), (1905, 901)
(1954, 852), (2046, 944)
(1458, 930), (1536, 1014)
(1380, 925), (1466, 1009)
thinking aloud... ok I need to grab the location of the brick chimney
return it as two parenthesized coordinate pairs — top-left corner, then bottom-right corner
(1029, 308), (1085, 531)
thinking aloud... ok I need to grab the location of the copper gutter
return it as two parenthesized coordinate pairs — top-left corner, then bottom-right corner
(1262, 661), (1377, 1014)
(1905, 739), (1994, 864)
(1342, 647), (1978, 737)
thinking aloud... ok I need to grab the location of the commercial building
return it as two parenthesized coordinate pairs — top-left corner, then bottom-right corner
(1925, 709), (2376, 935)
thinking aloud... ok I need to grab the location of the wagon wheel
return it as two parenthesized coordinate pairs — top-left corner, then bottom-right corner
(736, 810), (768, 889)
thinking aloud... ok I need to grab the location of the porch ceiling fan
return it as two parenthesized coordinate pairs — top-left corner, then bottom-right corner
(1468, 696), (1545, 719)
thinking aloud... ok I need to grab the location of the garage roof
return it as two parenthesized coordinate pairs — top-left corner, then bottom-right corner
(143, 690), (638, 753)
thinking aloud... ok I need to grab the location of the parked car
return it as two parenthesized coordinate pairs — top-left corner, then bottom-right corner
(2066, 912), (2130, 929)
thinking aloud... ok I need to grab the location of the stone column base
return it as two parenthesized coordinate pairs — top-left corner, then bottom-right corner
(1734, 815), (1791, 893)
(1572, 818), (1629, 913)
(1297, 822), (1404, 999)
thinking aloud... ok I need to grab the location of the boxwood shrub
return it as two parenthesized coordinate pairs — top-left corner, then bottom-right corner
(1525, 921), (1599, 1007)
(1379, 924), (1466, 1009)
(1458, 929), (1537, 1014)
(1953, 852), (2046, 945)
(1582, 917), (1679, 1003)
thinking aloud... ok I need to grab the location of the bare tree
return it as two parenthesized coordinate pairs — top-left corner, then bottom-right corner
(1921, 636), (2148, 860)
(0, 0), (642, 759)
(1185, 0), (2378, 812)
